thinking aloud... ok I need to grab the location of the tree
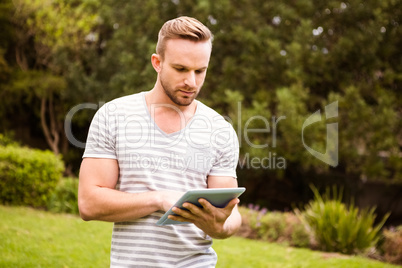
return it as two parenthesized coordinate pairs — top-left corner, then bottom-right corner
(2, 0), (99, 157)
(0, 0), (401, 209)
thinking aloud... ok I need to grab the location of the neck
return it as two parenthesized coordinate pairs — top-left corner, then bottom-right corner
(144, 86), (198, 134)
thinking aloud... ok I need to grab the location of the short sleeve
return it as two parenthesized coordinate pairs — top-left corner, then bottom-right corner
(208, 122), (239, 178)
(83, 103), (117, 159)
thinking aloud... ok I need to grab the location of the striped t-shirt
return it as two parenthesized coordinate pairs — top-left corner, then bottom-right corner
(83, 92), (239, 267)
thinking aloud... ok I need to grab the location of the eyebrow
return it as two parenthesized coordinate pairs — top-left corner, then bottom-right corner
(171, 63), (208, 71)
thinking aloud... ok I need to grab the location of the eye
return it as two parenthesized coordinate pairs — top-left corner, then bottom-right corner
(175, 67), (186, 72)
(195, 69), (206, 74)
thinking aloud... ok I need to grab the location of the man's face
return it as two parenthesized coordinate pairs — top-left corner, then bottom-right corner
(158, 39), (211, 106)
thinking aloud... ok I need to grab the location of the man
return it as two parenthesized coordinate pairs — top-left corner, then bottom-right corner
(78, 16), (241, 267)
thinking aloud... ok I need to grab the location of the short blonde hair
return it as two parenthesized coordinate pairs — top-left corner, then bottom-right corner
(156, 16), (213, 59)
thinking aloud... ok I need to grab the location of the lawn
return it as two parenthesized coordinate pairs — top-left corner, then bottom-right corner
(1, 205), (400, 268)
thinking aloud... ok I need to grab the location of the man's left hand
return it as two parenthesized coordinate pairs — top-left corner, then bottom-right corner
(168, 197), (240, 239)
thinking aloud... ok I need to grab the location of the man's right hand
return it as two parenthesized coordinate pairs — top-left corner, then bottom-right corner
(79, 157), (183, 222)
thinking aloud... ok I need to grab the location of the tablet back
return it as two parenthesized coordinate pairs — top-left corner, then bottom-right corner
(156, 187), (246, 226)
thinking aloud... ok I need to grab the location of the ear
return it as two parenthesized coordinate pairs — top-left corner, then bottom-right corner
(151, 53), (162, 73)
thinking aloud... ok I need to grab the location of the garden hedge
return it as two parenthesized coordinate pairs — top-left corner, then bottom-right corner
(0, 144), (64, 208)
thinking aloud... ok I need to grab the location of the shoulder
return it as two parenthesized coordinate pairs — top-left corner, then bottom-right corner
(196, 100), (234, 130)
(194, 101), (238, 149)
(97, 92), (146, 115)
(107, 92), (145, 108)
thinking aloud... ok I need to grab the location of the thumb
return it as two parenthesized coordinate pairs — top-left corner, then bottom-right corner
(225, 198), (240, 211)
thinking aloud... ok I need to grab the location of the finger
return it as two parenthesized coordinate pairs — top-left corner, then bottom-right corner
(198, 198), (214, 213)
(168, 214), (192, 223)
(198, 198), (239, 212)
(172, 206), (196, 220)
(182, 202), (202, 215)
(224, 198), (240, 211)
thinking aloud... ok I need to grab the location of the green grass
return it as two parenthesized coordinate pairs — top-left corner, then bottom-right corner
(1, 205), (400, 268)
(0, 205), (112, 267)
(214, 237), (400, 268)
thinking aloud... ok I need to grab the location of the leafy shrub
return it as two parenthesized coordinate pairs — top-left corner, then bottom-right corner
(290, 221), (311, 248)
(297, 185), (389, 254)
(47, 177), (79, 215)
(237, 205), (263, 239)
(258, 211), (286, 241)
(0, 133), (19, 146)
(260, 211), (311, 247)
(237, 205), (312, 248)
(381, 226), (402, 264)
(284, 212), (312, 248)
(0, 144), (64, 208)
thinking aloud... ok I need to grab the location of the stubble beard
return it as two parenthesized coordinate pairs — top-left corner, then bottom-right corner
(160, 78), (200, 107)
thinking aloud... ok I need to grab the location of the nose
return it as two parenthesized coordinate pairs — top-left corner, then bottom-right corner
(184, 71), (197, 88)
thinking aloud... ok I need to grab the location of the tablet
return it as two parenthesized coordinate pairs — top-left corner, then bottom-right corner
(156, 187), (246, 226)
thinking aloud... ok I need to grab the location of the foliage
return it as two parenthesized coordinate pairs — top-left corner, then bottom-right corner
(1, 205), (399, 268)
(381, 226), (402, 265)
(0, 133), (19, 147)
(47, 177), (79, 215)
(0, 144), (64, 208)
(204, 0), (402, 184)
(290, 218), (312, 248)
(297, 185), (390, 254)
(237, 205), (311, 248)
(258, 211), (287, 241)
(1, 0), (99, 157)
(0, 0), (400, 179)
(329, 87), (402, 181)
(236, 205), (261, 239)
(0, 0), (401, 214)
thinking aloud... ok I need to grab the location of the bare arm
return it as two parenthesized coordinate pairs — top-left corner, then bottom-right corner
(78, 158), (181, 222)
(169, 175), (242, 239)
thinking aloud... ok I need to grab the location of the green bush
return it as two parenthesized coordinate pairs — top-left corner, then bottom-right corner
(47, 177), (79, 215)
(237, 206), (312, 248)
(297, 185), (390, 255)
(290, 220), (311, 248)
(381, 226), (402, 264)
(0, 144), (64, 208)
(237, 206), (261, 239)
(258, 211), (286, 242)
(282, 212), (312, 248)
(0, 133), (19, 147)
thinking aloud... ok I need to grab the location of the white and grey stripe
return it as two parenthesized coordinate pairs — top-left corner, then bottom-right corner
(84, 92), (239, 267)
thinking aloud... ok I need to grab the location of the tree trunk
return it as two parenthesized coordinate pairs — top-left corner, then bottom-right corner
(40, 96), (60, 155)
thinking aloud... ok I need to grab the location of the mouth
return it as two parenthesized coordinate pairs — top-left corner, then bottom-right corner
(178, 90), (196, 97)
